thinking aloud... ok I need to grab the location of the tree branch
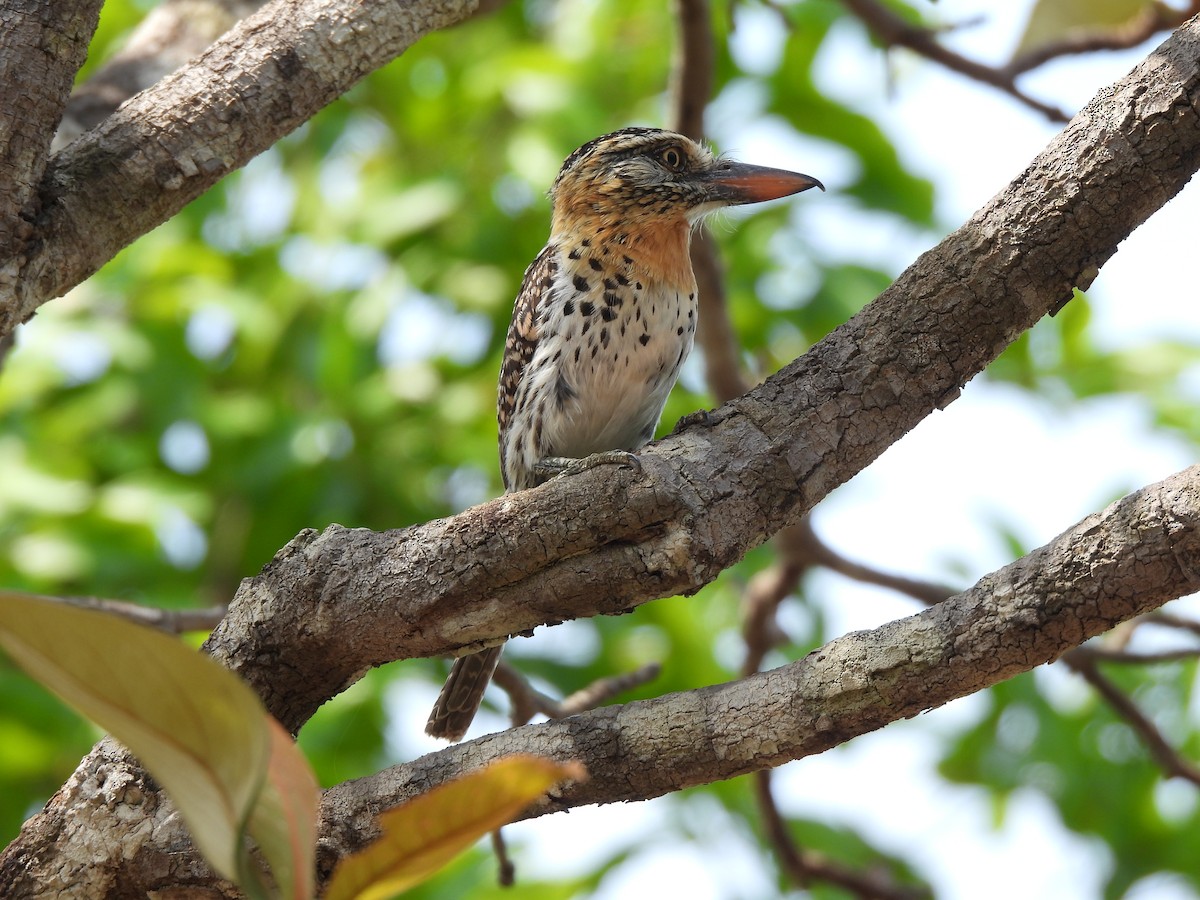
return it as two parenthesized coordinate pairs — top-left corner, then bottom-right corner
(55, 0), (266, 149)
(1066, 648), (1200, 787)
(1006, 1), (1200, 77)
(9, 463), (1198, 896)
(312, 466), (1200, 876)
(0, 0), (103, 309)
(3, 13), (1200, 897)
(0, 0), (480, 342)
(196, 16), (1200, 735)
(840, 0), (1073, 122)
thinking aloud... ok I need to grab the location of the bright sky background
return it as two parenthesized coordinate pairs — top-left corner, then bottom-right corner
(390, 2), (1200, 897)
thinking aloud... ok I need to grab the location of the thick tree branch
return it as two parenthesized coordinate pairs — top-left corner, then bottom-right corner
(4, 14), (1200, 898)
(196, 16), (1200, 735)
(312, 466), (1200, 875)
(0, 0), (479, 341)
(55, 0), (266, 149)
(9, 464), (1197, 897)
(0, 1), (102, 305)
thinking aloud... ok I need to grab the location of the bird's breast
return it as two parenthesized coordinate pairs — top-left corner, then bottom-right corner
(537, 261), (698, 457)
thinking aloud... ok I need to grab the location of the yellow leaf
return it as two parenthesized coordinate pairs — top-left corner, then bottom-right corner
(325, 755), (587, 900)
(1014, 0), (1157, 61)
(0, 592), (269, 885)
(247, 717), (320, 900)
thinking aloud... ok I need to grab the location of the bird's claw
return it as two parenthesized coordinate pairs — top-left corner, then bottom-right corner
(672, 408), (713, 433)
(533, 450), (642, 483)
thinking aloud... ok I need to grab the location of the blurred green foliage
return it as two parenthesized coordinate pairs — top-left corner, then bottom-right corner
(2, 0), (1198, 896)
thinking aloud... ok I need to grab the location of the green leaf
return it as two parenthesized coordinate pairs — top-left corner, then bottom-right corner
(1014, 0), (1157, 61)
(325, 755), (587, 900)
(247, 717), (320, 900)
(0, 592), (270, 886)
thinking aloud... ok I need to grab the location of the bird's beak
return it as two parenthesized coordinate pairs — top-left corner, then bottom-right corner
(702, 162), (824, 206)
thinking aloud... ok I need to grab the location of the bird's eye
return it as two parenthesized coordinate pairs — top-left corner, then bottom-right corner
(659, 147), (685, 171)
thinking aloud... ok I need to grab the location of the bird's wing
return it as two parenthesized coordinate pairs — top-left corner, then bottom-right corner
(497, 243), (557, 485)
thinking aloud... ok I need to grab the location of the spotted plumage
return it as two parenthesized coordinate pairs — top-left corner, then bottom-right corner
(426, 127), (823, 741)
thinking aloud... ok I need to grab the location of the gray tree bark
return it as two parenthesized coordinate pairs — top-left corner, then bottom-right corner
(0, 2), (1198, 897)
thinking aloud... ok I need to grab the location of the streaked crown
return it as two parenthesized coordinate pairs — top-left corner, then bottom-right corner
(549, 127), (823, 234)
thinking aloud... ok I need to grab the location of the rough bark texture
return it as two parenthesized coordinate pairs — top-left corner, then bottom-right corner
(0, 0), (479, 341)
(314, 466), (1200, 874)
(0, 8), (1199, 899)
(54, 0), (265, 149)
(0, 0), (102, 307)
(195, 14), (1200, 731)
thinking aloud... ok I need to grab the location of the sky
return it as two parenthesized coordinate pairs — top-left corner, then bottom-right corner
(394, 2), (1200, 898)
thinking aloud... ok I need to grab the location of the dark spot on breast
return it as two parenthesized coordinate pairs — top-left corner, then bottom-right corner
(555, 371), (575, 407)
(590, 345), (598, 358)
(588, 258), (603, 271)
(677, 326), (684, 335)
(581, 238), (591, 247)
(639, 334), (651, 346)
(574, 347), (581, 363)
(601, 307), (616, 322)
(580, 301), (595, 316)
(582, 319), (592, 334)
(564, 299), (575, 315)
(603, 292), (620, 307)
(615, 272), (630, 286)
(540, 276), (553, 288)
(573, 275), (589, 292)
(600, 327), (609, 346)
(688, 309), (694, 318)
(689, 292), (695, 300)
(603, 278), (616, 290)
(635, 282), (643, 291)
(568, 247), (581, 260)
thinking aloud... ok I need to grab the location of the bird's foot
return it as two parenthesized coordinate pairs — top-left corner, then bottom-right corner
(533, 450), (642, 483)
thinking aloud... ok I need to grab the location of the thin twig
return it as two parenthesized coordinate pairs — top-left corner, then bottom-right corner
(558, 663), (662, 716)
(839, 0), (1072, 122)
(1143, 610), (1200, 638)
(1080, 646), (1200, 665)
(1065, 649), (1200, 788)
(1005, 1), (1200, 76)
(492, 660), (662, 727)
(788, 518), (956, 608)
(66, 595), (227, 634)
(490, 828), (515, 887)
(753, 770), (931, 900)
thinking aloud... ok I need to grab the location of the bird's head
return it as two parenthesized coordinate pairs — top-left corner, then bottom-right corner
(549, 127), (823, 236)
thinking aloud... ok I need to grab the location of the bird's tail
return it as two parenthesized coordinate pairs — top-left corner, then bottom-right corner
(425, 644), (504, 741)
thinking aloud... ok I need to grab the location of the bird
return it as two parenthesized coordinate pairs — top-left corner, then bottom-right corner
(425, 126), (823, 741)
